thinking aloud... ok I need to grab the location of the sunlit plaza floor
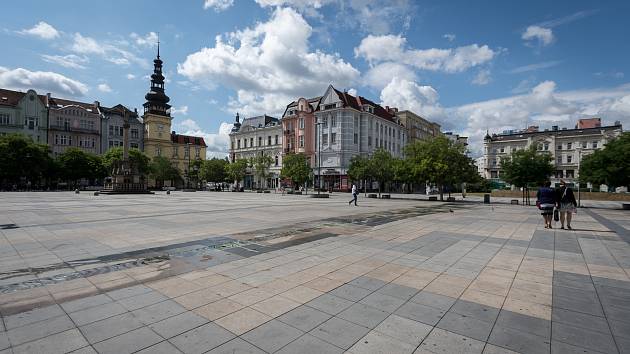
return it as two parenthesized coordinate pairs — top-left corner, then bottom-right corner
(0, 191), (629, 353)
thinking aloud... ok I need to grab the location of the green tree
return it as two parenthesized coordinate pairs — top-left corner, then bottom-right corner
(368, 148), (394, 197)
(200, 158), (229, 184)
(281, 153), (311, 190)
(580, 132), (630, 190)
(57, 148), (106, 187)
(102, 147), (150, 175)
(404, 135), (478, 201)
(501, 145), (554, 204)
(392, 158), (415, 194)
(348, 155), (369, 195)
(0, 134), (53, 189)
(226, 158), (248, 189)
(149, 156), (181, 188)
(252, 154), (274, 190)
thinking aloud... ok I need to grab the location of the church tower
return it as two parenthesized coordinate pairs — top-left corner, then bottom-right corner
(143, 41), (172, 161)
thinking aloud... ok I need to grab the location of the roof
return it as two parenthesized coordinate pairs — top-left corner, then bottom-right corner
(241, 115), (280, 128)
(170, 133), (207, 147)
(101, 104), (139, 118)
(487, 124), (622, 142)
(329, 87), (396, 122)
(48, 97), (100, 113)
(0, 88), (47, 107)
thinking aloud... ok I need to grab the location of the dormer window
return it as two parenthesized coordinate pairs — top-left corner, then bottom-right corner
(324, 104), (336, 110)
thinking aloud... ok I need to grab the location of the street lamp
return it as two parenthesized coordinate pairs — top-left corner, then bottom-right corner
(186, 142), (192, 190)
(315, 121), (323, 195)
(576, 147), (582, 207)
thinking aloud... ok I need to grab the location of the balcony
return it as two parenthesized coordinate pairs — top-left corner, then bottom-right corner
(50, 124), (99, 135)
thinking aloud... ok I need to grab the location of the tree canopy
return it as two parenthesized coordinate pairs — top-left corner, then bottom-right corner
(252, 154), (273, 190)
(580, 132), (630, 189)
(281, 153), (311, 188)
(102, 147), (150, 176)
(368, 148), (394, 196)
(200, 157), (229, 183)
(149, 156), (180, 187)
(226, 158), (248, 187)
(57, 148), (106, 186)
(501, 145), (554, 188)
(0, 134), (53, 187)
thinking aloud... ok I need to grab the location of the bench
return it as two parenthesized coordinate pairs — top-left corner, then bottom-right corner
(623, 203), (630, 210)
(428, 196), (438, 201)
(511, 199), (519, 205)
(446, 196), (455, 202)
(368, 194), (377, 198)
(381, 194), (391, 199)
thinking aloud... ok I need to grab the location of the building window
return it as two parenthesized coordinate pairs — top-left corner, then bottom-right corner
(268, 136), (272, 145)
(368, 136), (372, 146)
(322, 117), (328, 128)
(581, 141), (587, 148)
(299, 135), (304, 147)
(299, 118), (304, 129)
(491, 171), (498, 179)
(566, 170), (574, 178)
(250, 138), (253, 147)
(275, 155), (279, 166)
(331, 133), (337, 144)
(0, 113), (11, 125)
(195, 148), (200, 158)
(322, 134), (328, 145)
(119, 127), (124, 136)
(592, 141), (598, 149)
(567, 155), (572, 163)
(275, 135), (278, 145)
(173, 147), (178, 157)
(567, 142), (572, 150)
(130, 143), (139, 149)
(354, 133), (358, 144)
(258, 136), (262, 146)
(324, 103), (335, 110)
(555, 170), (563, 178)
(108, 140), (113, 148)
(500, 147), (505, 153)
(184, 147), (190, 158)
(131, 129), (139, 139)
(543, 143), (549, 151)
(557, 156), (562, 164)
(369, 119), (373, 130)
(60, 135), (68, 145)
(237, 139), (241, 149)
(108, 126), (114, 136)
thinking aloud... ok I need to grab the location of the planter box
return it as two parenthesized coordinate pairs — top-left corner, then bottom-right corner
(511, 199), (519, 205)
(311, 194), (329, 198)
(381, 194), (391, 199)
(368, 194), (377, 198)
(623, 203), (630, 210)
(428, 196), (438, 201)
(263, 190), (271, 193)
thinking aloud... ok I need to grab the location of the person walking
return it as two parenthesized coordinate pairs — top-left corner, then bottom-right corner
(349, 184), (358, 206)
(536, 181), (556, 229)
(556, 180), (577, 230)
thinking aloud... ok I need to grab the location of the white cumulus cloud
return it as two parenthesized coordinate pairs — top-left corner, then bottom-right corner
(130, 32), (158, 47)
(41, 54), (89, 69)
(522, 25), (554, 46)
(97, 83), (112, 93)
(203, 0), (234, 12)
(18, 21), (59, 40)
(126, 74), (136, 80)
(171, 105), (189, 115)
(443, 33), (456, 42)
(176, 120), (234, 158)
(0, 66), (88, 97)
(355, 34), (496, 73)
(70, 33), (148, 68)
(380, 77), (445, 123)
(472, 69), (491, 86)
(178, 7), (359, 116)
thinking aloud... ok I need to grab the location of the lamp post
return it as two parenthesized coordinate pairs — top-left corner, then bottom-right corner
(316, 121), (323, 195)
(186, 142), (192, 190)
(576, 147), (581, 208)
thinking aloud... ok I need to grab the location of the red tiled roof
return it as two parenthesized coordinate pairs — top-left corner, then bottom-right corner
(331, 87), (395, 122)
(170, 133), (207, 147)
(48, 97), (98, 112)
(0, 88), (47, 107)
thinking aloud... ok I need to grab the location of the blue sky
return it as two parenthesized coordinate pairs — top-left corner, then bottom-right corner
(1, 0), (629, 156)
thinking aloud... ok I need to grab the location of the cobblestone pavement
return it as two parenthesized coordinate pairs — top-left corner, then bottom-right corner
(0, 192), (629, 353)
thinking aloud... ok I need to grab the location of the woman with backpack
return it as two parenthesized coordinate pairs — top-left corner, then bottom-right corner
(557, 180), (577, 230)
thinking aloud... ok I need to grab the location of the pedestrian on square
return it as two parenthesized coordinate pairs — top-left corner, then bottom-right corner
(556, 180), (577, 230)
(349, 184), (358, 206)
(536, 181), (556, 229)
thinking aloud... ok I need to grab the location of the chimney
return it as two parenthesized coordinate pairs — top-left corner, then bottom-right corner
(46, 93), (51, 107)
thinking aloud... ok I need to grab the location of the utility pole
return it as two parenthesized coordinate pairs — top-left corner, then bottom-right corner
(316, 121), (323, 195)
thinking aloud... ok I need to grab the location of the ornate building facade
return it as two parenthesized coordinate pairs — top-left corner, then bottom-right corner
(101, 105), (144, 152)
(47, 97), (102, 157)
(142, 45), (206, 187)
(281, 97), (320, 168)
(482, 118), (623, 188)
(229, 114), (283, 189)
(0, 89), (49, 142)
(395, 110), (441, 143)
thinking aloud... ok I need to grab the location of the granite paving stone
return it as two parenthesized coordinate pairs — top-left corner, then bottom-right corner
(149, 311), (209, 338)
(437, 311), (494, 341)
(169, 322), (236, 354)
(451, 299), (501, 323)
(310, 316), (371, 350)
(69, 301), (128, 326)
(135, 341), (184, 354)
(79, 312), (144, 344)
(418, 328), (486, 354)
(551, 322), (618, 353)
(241, 319), (304, 353)
(496, 310), (551, 339)
(359, 291), (406, 313)
(374, 314), (432, 346)
(6, 313), (75, 346)
(115, 290), (169, 311)
(410, 291), (457, 310)
(348, 330), (417, 354)
(12, 329), (89, 354)
(92, 326), (163, 354)
(305, 293), (354, 315)
(488, 325), (551, 354)
(131, 299), (187, 325)
(329, 283), (373, 302)
(275, 333), (343, 354)
(277, 305), (332, 332)
(395, 300), (446, 326)
(205, 338), (266, 354)
(336, 302), (390, 329)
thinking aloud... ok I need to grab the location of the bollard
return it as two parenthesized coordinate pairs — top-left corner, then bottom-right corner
(75, 189), (80, 194)
(166, 190), (171, 195)
(483, 194), (490, 204)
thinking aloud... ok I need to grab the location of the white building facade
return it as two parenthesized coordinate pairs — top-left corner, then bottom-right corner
(483, 121), (622, 189)
(313, 85), (406, 192)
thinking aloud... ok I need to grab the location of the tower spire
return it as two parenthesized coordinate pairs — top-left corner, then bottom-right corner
(157, 32), (160, 59)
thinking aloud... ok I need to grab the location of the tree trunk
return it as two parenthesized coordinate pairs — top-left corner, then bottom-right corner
(439, 185), (444, 201)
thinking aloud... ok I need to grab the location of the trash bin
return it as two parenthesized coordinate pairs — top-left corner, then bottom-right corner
(483, 194), (490, 204)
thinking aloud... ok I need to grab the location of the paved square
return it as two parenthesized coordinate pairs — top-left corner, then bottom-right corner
(1, 191), (629, 353)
